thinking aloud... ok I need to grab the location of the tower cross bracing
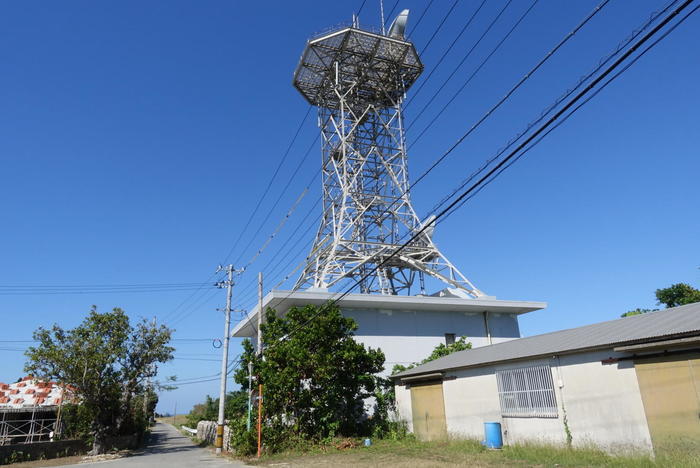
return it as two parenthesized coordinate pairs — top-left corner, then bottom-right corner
(292, 18), (484, 297)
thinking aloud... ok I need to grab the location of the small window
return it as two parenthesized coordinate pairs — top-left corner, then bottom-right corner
(496, 364), (558, 418)
(444, 333), (456, 345)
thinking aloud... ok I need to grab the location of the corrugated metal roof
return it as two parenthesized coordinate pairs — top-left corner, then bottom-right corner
(393, 302), (700, 379)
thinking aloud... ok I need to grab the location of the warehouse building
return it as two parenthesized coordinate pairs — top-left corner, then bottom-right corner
(392, 302), (700, 455)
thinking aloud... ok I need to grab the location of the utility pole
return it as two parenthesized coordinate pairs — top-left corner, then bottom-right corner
(257, 272), (263, 354)
(256, 272), (263, 456)
(144, 316), (156, 425)
(248, 273), (264, 431)
(246, 360), (253, 431)
(215, 264), (237, 455)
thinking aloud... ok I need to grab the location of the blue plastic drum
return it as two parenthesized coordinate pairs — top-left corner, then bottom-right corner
(483, 422), (503, 449)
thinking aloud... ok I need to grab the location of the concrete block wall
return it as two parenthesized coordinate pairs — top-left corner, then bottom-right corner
(196, 420), (232, 452)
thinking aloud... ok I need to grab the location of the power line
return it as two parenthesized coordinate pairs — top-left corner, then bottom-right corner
(260, 0), (589, 296)
(233, 135), (320, 267)
(160, 272), (226, 326)
(162, 106), (315, 326)
(164, 0), (489, 327)
(335, 0), (697, 311)
(357, 0), (368, 17)
(409, 0), (542, 140)
(172, 357), (221, 362)
(169, 169), (321, 327)
(406, 0), (516, 122)
(426, 0), (679, 217)
(445, 2), (699, 219)
(0, 282), (210, 289)
(0, 286), (214, 296)
(407, 0), (608, 181)
(407, 0), (435, 37)
(418, 0), (460, 56)
(406, 0), (488, 107)
(385, 0), (400, 22)
(236, 0), (576, 302)
(259, 0), (697, 355)
(220, 106), (313, 267)
(232, 201), (321, 306)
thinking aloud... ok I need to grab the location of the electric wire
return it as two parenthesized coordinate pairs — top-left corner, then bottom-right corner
(256, 0), (697, 355)
(406, 0), (516, 124)
(159, 0), (684, 380)
(407, 0), (435, 37)
(232, 134), (320, 267)
(405, 0), (488, 108)
(254, 0), (553, 296)
(385, 0), (400, 22)
(220, 106), (313, 267)
(235, 0), (608, 305)
(0, 286), (215, 296)
(357, 0), (368, 17)
(202, 0), (532, 309)
(409, 0), (540, 141)
(445, 2), (700, 220)
(426, 0), (679, 217)
(418, 0), (460, 56)
(406, 0), (609, 184)
(0, 282), (210, 290)
(169, 166), (322, 327)
(232, 199), (321, 305)
(162, 106), (314, 325)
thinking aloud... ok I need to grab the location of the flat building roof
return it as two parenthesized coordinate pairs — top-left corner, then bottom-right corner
(231, 290), (546, 338)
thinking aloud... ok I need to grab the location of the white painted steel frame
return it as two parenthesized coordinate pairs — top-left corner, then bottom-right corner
(292, 27), (483, 296)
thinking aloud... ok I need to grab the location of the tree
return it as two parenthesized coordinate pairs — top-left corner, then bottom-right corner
(186, 391), (247, 428)
(233, 304), (384, 453)
(620, 282), (700, 317)
(391, 336), (472, 375)
(25, 306), (173, 454)
(656, 283), (700, 308)
(620, 308), (656, 318)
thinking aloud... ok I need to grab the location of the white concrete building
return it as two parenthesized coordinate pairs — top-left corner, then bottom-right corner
(231, 289), (546, 373)
(392, 303), (700, 455)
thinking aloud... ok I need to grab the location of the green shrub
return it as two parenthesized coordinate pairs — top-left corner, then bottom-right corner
(229, 416), (258, 456)
(59, 404), (93, 441)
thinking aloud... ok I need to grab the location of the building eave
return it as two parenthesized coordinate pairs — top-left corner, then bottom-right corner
(231, 289), (546, 338)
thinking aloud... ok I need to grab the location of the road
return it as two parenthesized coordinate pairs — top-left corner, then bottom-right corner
(65, 423), (248, 467)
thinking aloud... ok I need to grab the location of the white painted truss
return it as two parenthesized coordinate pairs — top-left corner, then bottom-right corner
(292, 25), (483, 297)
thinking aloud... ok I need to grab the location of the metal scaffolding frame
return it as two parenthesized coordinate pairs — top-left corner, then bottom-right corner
(0, 407), (57, 445)
(292, 23), (484, 296)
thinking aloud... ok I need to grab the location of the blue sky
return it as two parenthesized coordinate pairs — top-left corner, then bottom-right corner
(0, 0), (698, 414)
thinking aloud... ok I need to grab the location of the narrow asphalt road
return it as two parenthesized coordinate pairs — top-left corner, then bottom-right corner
(65, 423), (248, 467)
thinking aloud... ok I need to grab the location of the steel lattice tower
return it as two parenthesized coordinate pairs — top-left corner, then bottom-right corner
(292, 11), (484, 297)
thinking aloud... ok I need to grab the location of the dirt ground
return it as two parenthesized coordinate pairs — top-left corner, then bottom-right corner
(1, 455), (86, 468)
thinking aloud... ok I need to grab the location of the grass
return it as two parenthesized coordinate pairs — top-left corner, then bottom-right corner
(156, 414), (189, 428)
(240, 437), (700, 467)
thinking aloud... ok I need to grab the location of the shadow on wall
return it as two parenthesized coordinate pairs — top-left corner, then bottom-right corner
(343, 308), (521, 340)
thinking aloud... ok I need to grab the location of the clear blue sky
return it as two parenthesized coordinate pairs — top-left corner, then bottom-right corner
(0, 0), (698, 414)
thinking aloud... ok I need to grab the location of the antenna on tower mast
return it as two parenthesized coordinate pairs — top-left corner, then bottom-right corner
(291, 10), (484, 297)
